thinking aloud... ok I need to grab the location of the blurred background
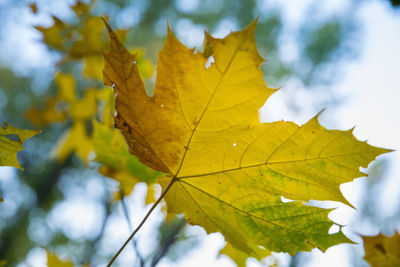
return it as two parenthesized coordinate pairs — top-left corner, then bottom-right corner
(0, 0), (399, 266)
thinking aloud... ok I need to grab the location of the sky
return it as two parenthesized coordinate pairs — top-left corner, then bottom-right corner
(1, 0), (400, 267)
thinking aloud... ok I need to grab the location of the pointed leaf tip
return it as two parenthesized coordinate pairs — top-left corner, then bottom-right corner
(166, 21), (172, 34)
(102, 17), (113, 34)
(246, 17), (259, 31)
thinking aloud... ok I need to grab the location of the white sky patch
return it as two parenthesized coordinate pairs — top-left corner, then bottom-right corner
(161, 231), (234, 267)
(175, 0), (199, 13)
(205, 55), (215, 69)
(0, 3), (59, 75)
(331, 1), (400, 221)
(302, 245), (354, 267)
(47, 196), (104, 240)
(259, 78), (319, 125)
(22, 247), (47, 267)
(117, 6), (141, 28)
(176, 19), (205, 48)
(212, 17), (238, 39)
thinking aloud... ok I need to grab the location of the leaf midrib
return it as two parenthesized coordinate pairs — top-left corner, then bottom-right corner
(177, 151), (369, 179)
(174, 36), (249, 178)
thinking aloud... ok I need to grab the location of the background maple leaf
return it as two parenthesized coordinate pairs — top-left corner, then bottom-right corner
(0, 124), (40, 169)
(362, 232), (400, 267)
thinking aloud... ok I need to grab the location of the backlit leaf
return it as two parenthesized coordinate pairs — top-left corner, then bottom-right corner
(29, 3), (37, 14)
(0, 124), (40, 169)
(35, 2), (105, 59)
(46, 252), (73, 267)
(25, 97), (67, 127)
(35, 16), (67, 51)
(220, 242), (271, 267)
(50, 73), (97, 162)
(53, 121), (92, 162)
(93, 120), (159, 184)
(362, 232), (400, 267)
(145, 183), (160, 205)
(83, 48), (153, 81)
(103, 20), (389, 260)
(35, 0), (128, 68)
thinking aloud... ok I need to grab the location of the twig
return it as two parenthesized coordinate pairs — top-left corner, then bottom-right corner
(107, 177), (177, 267)
(120, 189), (133, 230)
(150, 217), (187, 267)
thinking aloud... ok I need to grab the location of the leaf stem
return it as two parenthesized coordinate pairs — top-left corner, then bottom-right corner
(107, 177), (177, 267)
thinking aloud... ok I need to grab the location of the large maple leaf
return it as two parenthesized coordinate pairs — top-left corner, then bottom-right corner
(103, 21), (389, 260)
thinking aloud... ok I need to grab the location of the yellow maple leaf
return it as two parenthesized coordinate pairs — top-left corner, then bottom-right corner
(51, 72), (96, 162)
(0, 124), (41, 169)
(35, 1), (111, 60)
(35, 16), (67, 51)
(53, 121), (92, 162)
(69, 16), (107, 58)
(362, 232), (400, 267)
(71, 0), (90, 17)
(103, 20), (390, 260)
(25, 97), (67, 127)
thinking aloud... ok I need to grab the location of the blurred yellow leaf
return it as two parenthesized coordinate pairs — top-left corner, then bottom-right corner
(29, 3), (37, 14)
(69, 16), (106, 58)
(47, 252), (73, 267)
(129, 48), (155, 79)
(35, 1), (108, 60)
(0, 124), (41, 169)
(25, 97), (67, 127)
(220, 242), (271, 267)
(69, 88), (97, 121)
(83, 48), (153, 81)
(83, 55), (104, 80)
(50, 73), (96, 162)
(99, 165), (139, 199)
(35, 16), (67, 51)
(53, 121), (92, 162)
(145, 183), (160, 205)
(104, 19), (390, 261)
(71, 0), (90, 17)
(55, 72), (76, 103)
(363, 232), (400, 267)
